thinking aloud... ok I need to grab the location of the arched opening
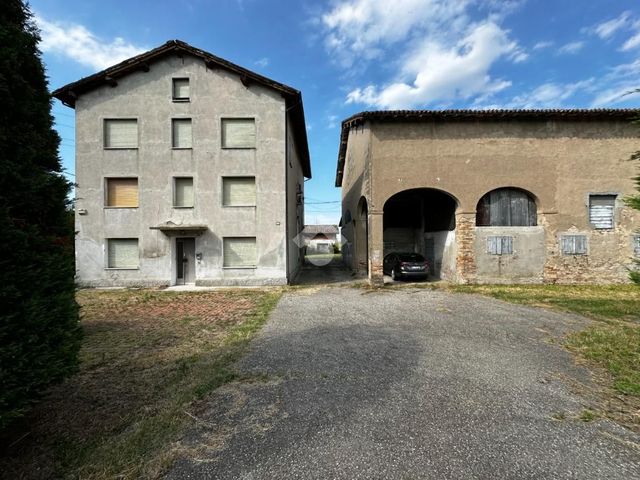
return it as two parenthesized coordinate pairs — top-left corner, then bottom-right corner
(355, 197), (368, 274)
(476, 187), (537, 226)
(383, 188), (458, 280)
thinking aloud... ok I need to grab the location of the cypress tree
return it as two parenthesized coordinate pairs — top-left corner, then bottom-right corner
(0, 0), (81, 428)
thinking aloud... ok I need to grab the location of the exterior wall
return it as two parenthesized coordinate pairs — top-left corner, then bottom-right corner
(344, 118), (640, 284)
(74, 54), (291, 286)
(286, 115), (305, 281)
(340, 125), (372, 272)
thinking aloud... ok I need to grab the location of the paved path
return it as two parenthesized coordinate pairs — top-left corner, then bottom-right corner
(167, 286), (640, 479)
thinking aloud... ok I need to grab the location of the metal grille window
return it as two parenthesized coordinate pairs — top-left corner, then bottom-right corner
(223, 237), (257, 267)
(221, 118), (256, 148)
(589, 195), (616, 229)
(222, 177), (256, 206)
(172, 118), (192, 148)
(104, 119), (138, 148)
(487, 236), (513, 255)
(172, 78), (189, 101)
(476, 188), (537, 226)
(107, 239), (139, 268)
(173, 177), (194, 207)
(106, 178), (138, 207)
(561, 235), (587, 255)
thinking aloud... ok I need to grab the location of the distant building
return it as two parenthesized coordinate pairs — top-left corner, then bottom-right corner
(53, 40), (311, 286)
(302, 225), (339, 254)
(337, 109), (640, 284)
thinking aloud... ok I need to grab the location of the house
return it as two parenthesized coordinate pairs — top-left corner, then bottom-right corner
(301, 225), (339, 254)
(337, 109), (640, 284)
(53, 40), (311, 287)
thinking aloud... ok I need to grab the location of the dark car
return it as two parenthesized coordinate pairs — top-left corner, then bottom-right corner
(383, 252), (429, 281)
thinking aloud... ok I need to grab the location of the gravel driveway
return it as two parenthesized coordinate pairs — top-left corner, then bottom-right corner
(167, 286), (640, 479)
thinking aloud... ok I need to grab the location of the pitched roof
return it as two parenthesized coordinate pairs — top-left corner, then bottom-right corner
(335, 108), (640, 186)
(304, 225), (339, 235)
(51, 39), (311, 178)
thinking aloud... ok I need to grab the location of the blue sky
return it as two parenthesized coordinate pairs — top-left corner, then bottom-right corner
(33, 0), (640, 224)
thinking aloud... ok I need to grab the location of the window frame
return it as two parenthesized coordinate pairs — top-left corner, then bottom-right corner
(486, 235), (514, 255)
(172, 77), (190, 102)
(104, 177), (139, 209)
(173, 176), (194, 208)
(221, 117), (256, 149)
(476, 187), (537, 227)
(221, 176), (257, 207)
(103, 118), (139, 150)
(171, 117), (193, 150)
(222, 236), (257, 269)
(633, 235), (640, 257)
(588, 193), (617, 230)
(560, 234), (588, 256)
(105, 238), (140, 270)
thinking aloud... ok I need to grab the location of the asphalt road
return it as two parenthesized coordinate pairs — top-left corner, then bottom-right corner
(167, 285), (640, 479)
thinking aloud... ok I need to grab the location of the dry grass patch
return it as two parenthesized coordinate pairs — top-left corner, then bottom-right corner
(0, 288), (282, 479)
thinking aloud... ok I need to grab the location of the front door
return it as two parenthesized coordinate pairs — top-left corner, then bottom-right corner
(176, 237), (196, 284)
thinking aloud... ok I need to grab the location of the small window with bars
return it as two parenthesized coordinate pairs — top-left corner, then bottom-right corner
(172, 118), (192, 149)
(105, 178), (138, 207)
(561, 235), (587, 255)
(173, 177), (194, 207)
(104, 119), (138, 149)
(107, 238), (139, 269)
(172, 78), (190, 101)
(223, 237), (257, 268)
(589, 194), (616, 230)
(221, 118), (256, 148)
(487, 236), (513, 255)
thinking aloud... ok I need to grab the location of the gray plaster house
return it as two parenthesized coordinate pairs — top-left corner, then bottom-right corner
(53, 40), (311, 286)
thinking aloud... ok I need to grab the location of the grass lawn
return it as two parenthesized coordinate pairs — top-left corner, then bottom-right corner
(447, 284), (640, 428)
(0, 288), (282, 479)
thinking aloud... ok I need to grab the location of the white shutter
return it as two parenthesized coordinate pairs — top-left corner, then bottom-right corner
(223, 238), (257, 267)
(104, 119), (138, 148)
(222, 118), (255, 148)
(174, 177), (194, 207)
(561, 235), (587, 255)
(487, 236), (513, 255)
(223, 177), (256, 206)
(633, 235), (640, 256)
(173, 78), (190, 99)
(589, 195), (615, 229)
(108, 239), (139, 268)
(172, 119), (192, 148)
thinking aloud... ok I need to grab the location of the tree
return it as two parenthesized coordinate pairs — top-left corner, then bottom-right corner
(0, 0), (81, 429)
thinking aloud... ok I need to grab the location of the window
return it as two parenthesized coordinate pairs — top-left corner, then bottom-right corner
(172, 78), (189, 101)
(476, 188), (537, 226)
(221, 118), (255, 148)
(561, 235), (587, 255)
(223, 237), (257, 267)
(222, 177), (256, 206)
(634, 235), (640, 256)
(173, 177), (194, 207)
(105, 178), (138, 207)
(487, 236), (513, 255)
(589, 194), (616, 230)
(104, 119), (138, 148)
(172, 118), (192, 149)
(107, 239), (139, 268)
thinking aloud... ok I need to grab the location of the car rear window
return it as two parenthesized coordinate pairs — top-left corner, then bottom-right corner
(398, 253), (425, 262)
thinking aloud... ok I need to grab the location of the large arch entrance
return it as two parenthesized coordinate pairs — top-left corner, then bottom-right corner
(383, 188), (457, 280)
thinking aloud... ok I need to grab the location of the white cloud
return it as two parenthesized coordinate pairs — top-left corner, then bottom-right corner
(254, 57), (269, 68)
(506, 79), (594, 108)
(557, 41), (584, 55)
(621, 27), (640, 50)
(532, 40), (553, 50)
(593, 11), (631, 39)
(590, 59), (640, 105)
(327, 115), (339, 129)
(35, 15), (146, 70)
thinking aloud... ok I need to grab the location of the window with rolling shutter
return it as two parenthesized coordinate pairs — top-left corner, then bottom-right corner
(223, 237), (257, 267)
(107, 239), (139, 268)
(589, 195), (616, 229)
(174, 177), (194, 207)
(487, 236), (513, 255)
(172, 118), (192, 148)
(106, 178), (138, 207)
(172, 78), (189, 101)
(476, 188), (537, 226)
(104, 119), (138, 148)
(222, 177), (256, 206)
(221, 118), (256, 148)
(561, 235), (587, 255)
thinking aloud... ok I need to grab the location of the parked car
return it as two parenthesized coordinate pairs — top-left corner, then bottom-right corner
(383, 252), (429, 281)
